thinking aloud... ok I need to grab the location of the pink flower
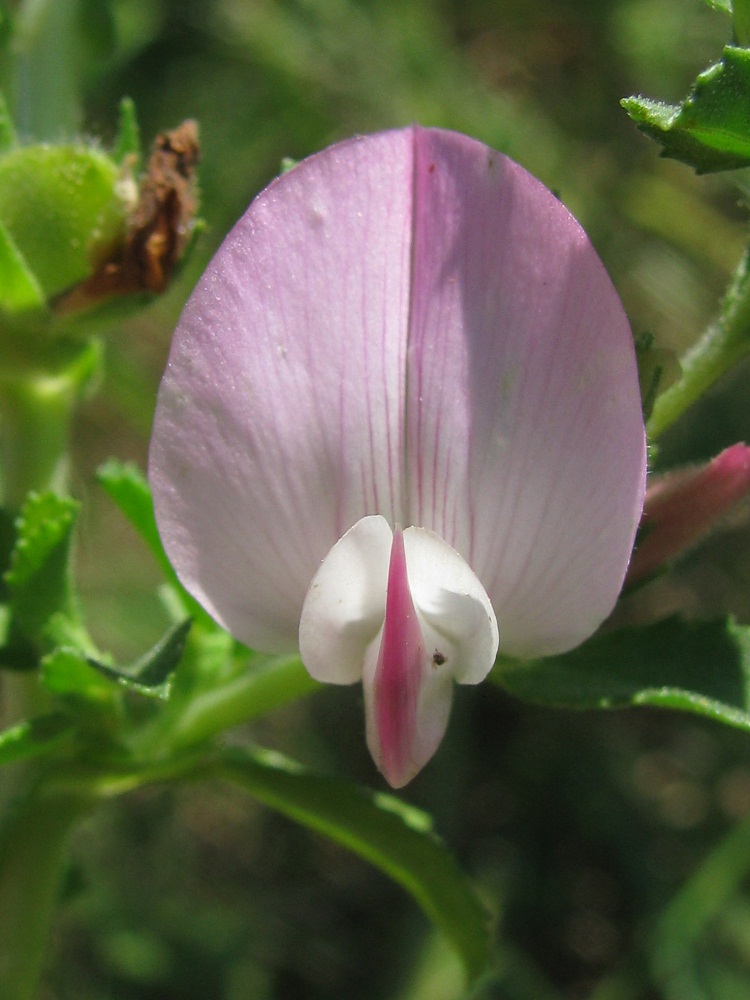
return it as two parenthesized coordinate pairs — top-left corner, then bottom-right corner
(149, 127), (647, 787)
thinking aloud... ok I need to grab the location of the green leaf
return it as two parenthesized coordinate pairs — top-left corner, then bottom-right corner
(623, 47), (750, 173)
(96, 460), (162, 559)
(0, 535), (38, 670)
(216, 746), (493, 986)
(41, 646), (114, 702)
(0, 221), (46, 314)
(495, 617), (750, 732)
(0, 713), (74, 766)
(96, 460), (212, 624)
(86, 618), (192, 699)
(5, 493), (80, 644)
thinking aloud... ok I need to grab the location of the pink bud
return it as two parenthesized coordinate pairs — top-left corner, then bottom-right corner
(627, 444), (750, 586)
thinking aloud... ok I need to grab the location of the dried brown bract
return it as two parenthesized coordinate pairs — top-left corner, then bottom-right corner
(56, 120), (200, 313)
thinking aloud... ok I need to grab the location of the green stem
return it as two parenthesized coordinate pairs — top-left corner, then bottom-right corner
(0, 784), (93, 1000)
(131, 655), (320, 755)
(0, 372), (76, 511)
(0, 335), (102, 734)
(0, 749), (215, 1000)
(0, 331), (100, 510)
(0, 338), (102, 982)
(647, 248), (750, 439)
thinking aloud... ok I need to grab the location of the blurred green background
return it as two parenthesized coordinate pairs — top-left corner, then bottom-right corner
(6, 0), (750, 997)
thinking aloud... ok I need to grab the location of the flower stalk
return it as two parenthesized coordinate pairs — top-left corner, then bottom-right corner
(648, 247), (750, 440)
(130, 654), (320, 756)
(0, 785), (93, 1000)
(0, 372), (77, 511)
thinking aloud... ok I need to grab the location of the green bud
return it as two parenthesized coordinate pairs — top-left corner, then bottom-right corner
(0, 143), (130, 302)
(0, 98), (199, 357)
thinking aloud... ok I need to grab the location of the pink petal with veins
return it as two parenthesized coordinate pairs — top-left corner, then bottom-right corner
(405, 128), (646, 657)
(150, 126), (647, 782)
(150, 130), (414, 651)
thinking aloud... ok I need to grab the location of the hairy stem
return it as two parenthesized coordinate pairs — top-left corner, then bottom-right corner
(0, 373), (76, 511)
(0, 784), (92, 1000)
(648, 248), (750, 439)
(131, 654), (320, 755)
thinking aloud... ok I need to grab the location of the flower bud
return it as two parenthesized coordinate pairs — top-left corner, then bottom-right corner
(627, 443), (750, 586)
(0, 143), (130, 304)
(0, 98), (199, 334)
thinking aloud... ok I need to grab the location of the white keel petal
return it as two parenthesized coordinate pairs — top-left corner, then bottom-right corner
(299, 515), (393, 684)
(302, 517), (499, 785)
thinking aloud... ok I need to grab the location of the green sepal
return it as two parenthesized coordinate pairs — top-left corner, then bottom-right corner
(41, 646), (114, 703)
(0, 712), (75, 767)
(85, 618), (192, 700)
(623, 46), (750, 173)
(4, 492), (80, 647)
(0, 220), (46, 314)
(216, 746), (494, 988)
(495, 617), (750, 733)
(0, 144), (127, 299)
(113, 97), (141, 167)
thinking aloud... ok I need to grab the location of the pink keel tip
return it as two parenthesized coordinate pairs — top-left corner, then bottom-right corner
(375, 529), (428, 789)
(627, 443), (750, 586)
(301, 515), (497, 787)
